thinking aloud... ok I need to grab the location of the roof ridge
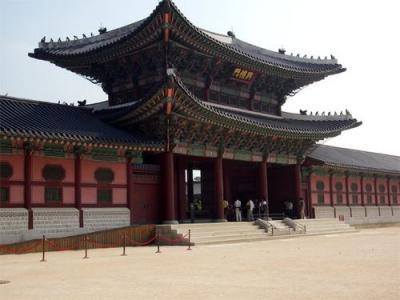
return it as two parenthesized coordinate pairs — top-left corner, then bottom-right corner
(316, 144), (400, 158)
(0, 95), (89, 110)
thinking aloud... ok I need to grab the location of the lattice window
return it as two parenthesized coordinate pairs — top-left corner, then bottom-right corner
(316, 181), (325, 204)
(365, 184), (373, 204)
(392, 186), (398, 204)
(45, 187), (62, 202)
(0, 162), (13, 179)
(351, 183), (358, 204)
(335, 182), (343, 205)
(0, 187), (9, 204)
(380, 196), (386, 204)
(95, 168), (114, 183)
(378, 184), (385, 193)
(42, 165), (65, 181)
(42, 165), (64, 203)
(97, 188), (112, 203)
(95, 168), (114, 204)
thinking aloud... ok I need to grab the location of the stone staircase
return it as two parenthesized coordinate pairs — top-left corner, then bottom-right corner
(172, 222), (268, 245)
(293, 218), (357, 235)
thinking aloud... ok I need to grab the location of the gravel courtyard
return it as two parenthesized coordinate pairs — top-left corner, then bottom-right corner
(1, 226), (399, 300)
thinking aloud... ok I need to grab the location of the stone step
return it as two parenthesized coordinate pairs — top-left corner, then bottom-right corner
(174, 222), (255, 229)
(305, 228), (357, 234)
(299, 224), (352, 230)
(174, 224), (260, 233)
(193, 232), (268, 243)
(181, 228), (266, 238)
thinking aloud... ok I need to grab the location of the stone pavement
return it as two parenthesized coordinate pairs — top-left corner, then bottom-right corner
(0, 227), (399, 300)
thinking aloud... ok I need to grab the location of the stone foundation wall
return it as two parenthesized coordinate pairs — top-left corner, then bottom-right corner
(313, 205), (400, 225)
(32, 208), (80, 234)
(0, 207), (131, 245)
(335, 206), (351, 218)
(0, 208), (28, 235)
(350, 206), (366, 218)
(82, 208), (130, 232)
(313, 206), (335, 218)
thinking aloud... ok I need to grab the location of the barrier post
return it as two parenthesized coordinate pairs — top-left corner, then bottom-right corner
(156, 231), (161, 253)
(187, 229), (192, 251)
(121, 233), (127, 256)
(83, 235), (89, 259)
(304, 225), (307, 234)
(40, 235), (46, 262)
(271, 226), (274, 236)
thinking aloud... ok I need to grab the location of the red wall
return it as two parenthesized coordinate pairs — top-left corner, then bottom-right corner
(81, 159), (127, 206)
(0, 154), (24, 205)
(310, 174), (330, 205)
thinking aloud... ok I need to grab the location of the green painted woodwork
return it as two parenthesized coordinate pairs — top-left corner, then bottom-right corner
(91, 148), (119, 161)
(311, 167), (330, 176)
(188, 144), (206, 157)
(43, 144), (65, 157)
(233, 150), (252, 161)
(0, 140), (12, 154)
(276, 154), (288, 164)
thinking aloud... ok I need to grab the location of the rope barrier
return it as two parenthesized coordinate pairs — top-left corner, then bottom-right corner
(0, 229), (194, 255)
(126, 235), (156, 246)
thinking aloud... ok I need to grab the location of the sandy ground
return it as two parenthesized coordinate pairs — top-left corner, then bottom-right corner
(0, 227), (399, 300)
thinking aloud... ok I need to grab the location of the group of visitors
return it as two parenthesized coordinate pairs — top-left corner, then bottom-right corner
(225, 198), (269, 222)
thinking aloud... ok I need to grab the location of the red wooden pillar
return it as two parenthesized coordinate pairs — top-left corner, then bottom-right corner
(387, 176), (391, 206)
(258, 160), (268, 202)
(163, 151), (177, 224)
(126, 156), (134, 225)
(374, 175), (378, 206)
(24, 144), (33, 229)
(294, 163), (302, 218)
(187, 163), (194, 205)
(74, 151), (83, 227)
(360, 175), (365, 206)
(214, 156), (225, 221)
(329, 170), (334, 207)
(345, 172), (350, 206)
(177, 158), (187, 221)
(223, 163), (231, 204)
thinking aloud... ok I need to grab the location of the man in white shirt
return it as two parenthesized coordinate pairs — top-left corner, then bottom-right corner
(234, 199), (242, 222)
(246, 199), (255, 221)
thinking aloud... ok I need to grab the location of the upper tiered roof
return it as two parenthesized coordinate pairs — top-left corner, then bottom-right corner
(29, 0), (344, 79)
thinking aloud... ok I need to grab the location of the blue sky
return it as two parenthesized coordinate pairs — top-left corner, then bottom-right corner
(1, 0), (399, 155)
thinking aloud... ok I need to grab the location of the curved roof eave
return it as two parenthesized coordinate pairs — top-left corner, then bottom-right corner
(94, 73), (361, 140)
(28, 0), (345, 76)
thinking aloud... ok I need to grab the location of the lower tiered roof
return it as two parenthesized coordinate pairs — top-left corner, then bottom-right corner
(0, 96), (160, 149)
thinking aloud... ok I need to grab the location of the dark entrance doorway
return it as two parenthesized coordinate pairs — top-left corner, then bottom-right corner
(267, 164), (297, 218)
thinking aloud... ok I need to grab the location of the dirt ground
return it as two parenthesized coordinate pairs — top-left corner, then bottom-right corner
(1, 227), (399, 300)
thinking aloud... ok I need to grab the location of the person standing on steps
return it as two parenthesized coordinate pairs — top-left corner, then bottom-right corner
(246, 199), (255, 221)
(234, 199), (242, 222)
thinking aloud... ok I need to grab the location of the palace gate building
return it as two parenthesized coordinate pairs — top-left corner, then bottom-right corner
(1, 0), (399, 242)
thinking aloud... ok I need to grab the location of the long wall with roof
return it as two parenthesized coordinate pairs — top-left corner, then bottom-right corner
(304, 166), (400, 224)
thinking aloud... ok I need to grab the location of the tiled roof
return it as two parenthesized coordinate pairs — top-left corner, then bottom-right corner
(308, 144), (400, 174)
(0, 96), (158, 146)
(29, 0), (343, 75)
(93, 73), (361, 139)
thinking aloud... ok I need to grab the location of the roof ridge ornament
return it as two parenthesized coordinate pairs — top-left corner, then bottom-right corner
(227, 31), (236, 38)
